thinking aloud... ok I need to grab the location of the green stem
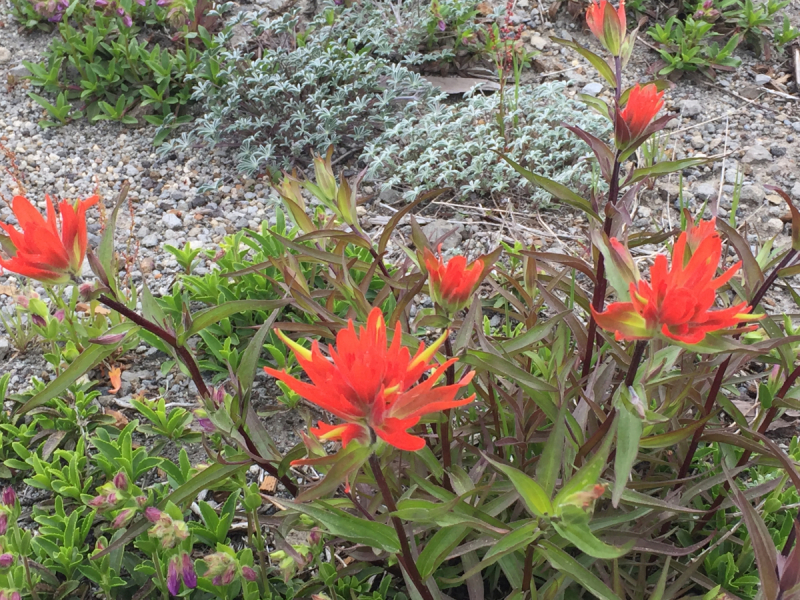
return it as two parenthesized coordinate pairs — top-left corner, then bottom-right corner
(152, 553), (169, 600)
(441, 336), (455, 487)
(368, 453), (436, 600)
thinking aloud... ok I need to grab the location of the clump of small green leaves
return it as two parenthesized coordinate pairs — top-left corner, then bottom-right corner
(20, 0), (228, 137)
(647, 0), (799, 76)
(363, 81), (609, 203)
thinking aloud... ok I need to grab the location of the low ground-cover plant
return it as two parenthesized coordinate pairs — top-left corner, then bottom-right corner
(163, 7), (443, 176)
(4, 3), (800, 599)
(363, 81), (609, 203)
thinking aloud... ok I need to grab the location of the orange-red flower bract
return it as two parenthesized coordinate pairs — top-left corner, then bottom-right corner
(614, 84), (665, 149)
(0, 195), (99, 284)
(265, 308), (475, 452)
(591, 227), (760, 344)
(424, 246), (485, 314)
(586, 0), (626, 55)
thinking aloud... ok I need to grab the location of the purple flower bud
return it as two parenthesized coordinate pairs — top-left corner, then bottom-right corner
(88, 495), (107, 508)
(122, 13), (132, 26)
(31, 314), (46, 327)
(112, 509), (134, 529)
(106, 491), (118, 506)
(182, 553), (197, 588)
(241, 566), (258, 581)
(210, 386), (225, 406)
(702, 0), (713, 8)
(145, 507), (162, 522)
(308, 529), (321, 545)
(113, 471), (128, 491)
(14, 296), (29, 308)
(157, 0), (169, 6)
(2, 488), (16, 507)
(0, 514), (8, 535)
(221, 565), (236, 585)
(95, 0), (108, 6)
(0, 554), (13, 569)
(89, 333), (127, 345)
(54, 309), (65, 322)
(167, 556), (181, 596)
(437, 19), (446, 31)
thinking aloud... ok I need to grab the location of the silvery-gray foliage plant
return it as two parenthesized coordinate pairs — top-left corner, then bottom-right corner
(162, 7), (444, 176)
(362, 81), (610, 204)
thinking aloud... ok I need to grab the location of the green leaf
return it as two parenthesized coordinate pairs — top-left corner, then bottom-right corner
(97, 183), (130, 293)
(498, 154), (600, 221)
(554, 419), (615, 511)
(283, 501), (401, 554)
(483, 454), (553, 518)
(537, 400), (569, 497)
(552, 38), (616, 87)
(537, 540), (623, 600)
(497, 311), (570, 355)
(235, 310), (279, 403)
(187, 300), (287, 337)
(17, 323), (138, 414)
(458, 521), (540, 581)
(612, 400), (642, 507)
(626, 158), (711, 185)
(417, 526), (469, 579)
(552, 506), (632, 559)
(295, 444), (371, 502)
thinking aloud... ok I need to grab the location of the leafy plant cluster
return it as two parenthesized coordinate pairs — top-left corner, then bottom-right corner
(363, 81), (609, 203)
(17, 0), (228, 137)
(161, 8), (445, 176)
(644, 0), (800, 77)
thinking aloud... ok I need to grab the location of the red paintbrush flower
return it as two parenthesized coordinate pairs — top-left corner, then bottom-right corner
(586, 0), (626, 55)
(424, 245), (485, 314)
(592, 228), (760, 344)
(0, 194), (99, 284)
(265, 308), (475, 451)
(614, 83), (665, 150)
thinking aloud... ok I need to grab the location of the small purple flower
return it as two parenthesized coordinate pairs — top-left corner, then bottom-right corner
(241, 565), (258, 581)
(123, 14), (133, 26)
(195, 417), (215, 433)
(95, 0), (109, 6)
(0, 555), (13, 569)
(182, 553), (197, 589)
(10, 593), (20, 600)
(54, 309), (65, 322)
(145, 507), (162, 522)
(31, 314), (46, 327)
(0, 514), (8, 536)
(167, 556), (181, 596)
(14, 296), (29, 308)
(156, 0), (170, 6)
(437, 19), (446, 31)
(1, 488), (16, 507)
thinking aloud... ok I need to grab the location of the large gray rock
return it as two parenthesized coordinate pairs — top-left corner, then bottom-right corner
(693, 182), (718, 201)
(422, 219), (464, 251)
(680, 99), (703, 117)
(742, 145), (772, 164)
(0, 47), (11, 65)
(161, 213), (182, 229)
(581, 82), (603, 97)
(739, 184), (765, 203)
(792, 182), (800, 201)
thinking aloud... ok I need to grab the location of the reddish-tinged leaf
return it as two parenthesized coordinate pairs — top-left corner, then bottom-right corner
(562, 124), (615, 181)
(717, 219), (764, 294)
(767, 185), (800, 251)
(378, 189), (446, 254)
(552, 38), (616, 87)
